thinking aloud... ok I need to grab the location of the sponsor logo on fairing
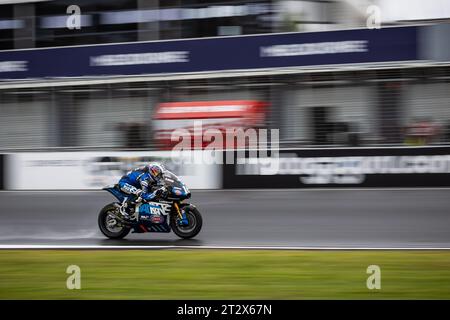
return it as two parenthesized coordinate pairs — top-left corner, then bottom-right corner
(139, 214), (151, 221)
(150, 215), (163, 224)
(172, 187), (183, 196)
(150, 206), (163, 215)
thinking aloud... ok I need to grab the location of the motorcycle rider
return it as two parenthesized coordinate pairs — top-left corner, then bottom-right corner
(117, 163), (167, 219)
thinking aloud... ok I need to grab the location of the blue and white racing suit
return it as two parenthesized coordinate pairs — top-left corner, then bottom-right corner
(118, 167), (162, 202)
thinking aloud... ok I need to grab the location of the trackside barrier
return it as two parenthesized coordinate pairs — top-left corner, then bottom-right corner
(0, 154), (4, 190)
(4, 151), (221, 190)
(222, 147), (450, 188)
(3, 147), (450, 190)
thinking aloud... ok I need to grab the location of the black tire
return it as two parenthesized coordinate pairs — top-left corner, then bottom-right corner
(170, 204), (203, 239)
(98, 203), (131, 239)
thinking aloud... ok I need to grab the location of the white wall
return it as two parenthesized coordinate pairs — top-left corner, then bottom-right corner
(6, 150), (222, 190)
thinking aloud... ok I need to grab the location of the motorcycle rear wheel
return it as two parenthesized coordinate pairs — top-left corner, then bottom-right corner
(98, 203), (131, 239)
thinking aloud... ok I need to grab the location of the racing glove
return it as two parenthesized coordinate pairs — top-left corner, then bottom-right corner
(155, 186), (168, 198)
(141, 186), (167, 202)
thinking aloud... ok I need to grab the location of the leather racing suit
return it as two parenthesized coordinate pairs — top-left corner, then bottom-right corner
(118, 166), (165, 205)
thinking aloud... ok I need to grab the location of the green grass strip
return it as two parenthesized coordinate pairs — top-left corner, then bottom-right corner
(0, 250), (449, 299)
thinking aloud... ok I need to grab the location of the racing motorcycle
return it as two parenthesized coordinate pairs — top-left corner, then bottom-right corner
(98, 171), (202, 240)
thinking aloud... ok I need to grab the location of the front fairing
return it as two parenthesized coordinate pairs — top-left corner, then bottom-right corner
(162, 172), (191, 200)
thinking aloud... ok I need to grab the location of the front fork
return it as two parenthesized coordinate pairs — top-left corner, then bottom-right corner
(173, 202), (189, 226)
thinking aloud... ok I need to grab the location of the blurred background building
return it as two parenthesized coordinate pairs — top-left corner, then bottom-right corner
(0, 0), (449, 150)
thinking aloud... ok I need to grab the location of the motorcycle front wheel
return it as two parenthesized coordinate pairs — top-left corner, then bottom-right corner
(170, 204), (203, 239)
(98, 203), (131, 239)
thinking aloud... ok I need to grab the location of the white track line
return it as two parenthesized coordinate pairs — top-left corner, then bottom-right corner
(1, 245), (450, 250)
(1, 187), (450, 193)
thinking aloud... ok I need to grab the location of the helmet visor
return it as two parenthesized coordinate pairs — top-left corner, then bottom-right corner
(149, 166), (163, 180)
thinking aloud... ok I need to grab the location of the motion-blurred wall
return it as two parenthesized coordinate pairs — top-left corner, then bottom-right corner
(0, 1), (449, 151)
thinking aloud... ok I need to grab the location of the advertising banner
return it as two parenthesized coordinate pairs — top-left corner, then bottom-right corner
(0, 26), (419, 80)
(223, 147), (450, 188)
(6, 151), (221, 190)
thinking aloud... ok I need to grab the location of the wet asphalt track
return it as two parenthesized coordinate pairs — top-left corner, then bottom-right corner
(0, 189), (449, 248)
